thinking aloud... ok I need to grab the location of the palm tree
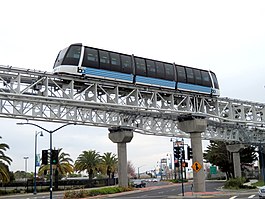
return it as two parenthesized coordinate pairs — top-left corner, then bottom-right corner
(0, 140), (12, 183)
(100, 152), (118, 179)
(38, 148), (74, 178)
(74, 150), (101, 180)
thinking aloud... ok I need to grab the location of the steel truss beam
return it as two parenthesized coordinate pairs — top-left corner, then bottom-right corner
(0, 65), (264, 143)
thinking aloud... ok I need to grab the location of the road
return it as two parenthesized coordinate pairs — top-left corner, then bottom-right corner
(0, 181), (260, 199)
(110, 181), (259, 199)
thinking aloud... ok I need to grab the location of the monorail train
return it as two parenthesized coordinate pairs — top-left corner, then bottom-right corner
(53, 43), (220, 96)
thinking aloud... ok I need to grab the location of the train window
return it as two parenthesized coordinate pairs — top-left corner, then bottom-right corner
(82, 47), (99, 68)
(210, 72), (219, 89)
(146, 60), (156, 78)
(193, 69), (202, 85)
(201, 71), (211, 87)
(121, 55), (132, 74)
(61, 45), (81, 66)
(186, 68), (195, 84)
(135, 57), (146, 76)
(54, 47), (68, 68)
(99, 50), (110, 70)
(155, 62), (165, 79)
(164, 63), (174, 81)
(176, 66), (186, 83)
(110, 52), (121, 72)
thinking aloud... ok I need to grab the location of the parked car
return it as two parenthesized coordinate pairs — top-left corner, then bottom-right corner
(152, 178), (158, 182)
(259, 186), (265, 198)
(131, 179), (146, 188)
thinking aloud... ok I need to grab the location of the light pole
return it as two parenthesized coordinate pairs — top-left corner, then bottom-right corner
(137, 165), (145, 179)
(180, 138), (184, 196)
(23, 156), (29, 173)
(17, 122), (76, 199)
(170, 138), (177, 180)
(167, 153), (172, 179)
(34, 131), (43, 195)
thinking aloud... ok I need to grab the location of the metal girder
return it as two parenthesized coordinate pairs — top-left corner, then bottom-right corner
(0, 65), (265, 143)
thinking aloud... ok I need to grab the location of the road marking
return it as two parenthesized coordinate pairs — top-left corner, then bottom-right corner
(248, 195), (255, 198)
(229, 196), (238, 199)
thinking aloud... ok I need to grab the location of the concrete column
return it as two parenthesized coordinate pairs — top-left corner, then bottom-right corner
(108, 126), (133, 187)
(226, 144), (244, 178)
(178, 116), (207, 192)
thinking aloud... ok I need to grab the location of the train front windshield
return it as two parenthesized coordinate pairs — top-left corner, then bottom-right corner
(210, 72), (219, 89)
(53, 45), (81, 68)
(53, 47), (68, 68)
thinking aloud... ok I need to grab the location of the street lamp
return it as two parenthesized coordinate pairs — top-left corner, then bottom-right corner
(137, 165), (145, 179)
(17, 122), (76, 199)
(167, 153), (172, 179)
(23, 156), (29, 173)
(34, 131), (43, 195)
(170, 138), (177, 180)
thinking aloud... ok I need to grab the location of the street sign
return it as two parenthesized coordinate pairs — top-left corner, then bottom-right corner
(210, 166), (217, 174)
(36, 154), (40, 166)
(192, 161), (202, 172)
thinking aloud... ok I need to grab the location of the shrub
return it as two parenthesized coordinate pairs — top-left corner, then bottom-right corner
(224, 177), (246, 189)
(64, 189), (89, 198)
(88, 186), (133, 196)
(64, 186), (134, 198)
(170, 179), (188, 183)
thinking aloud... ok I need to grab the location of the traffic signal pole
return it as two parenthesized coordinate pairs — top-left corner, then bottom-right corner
(17, 122), (76, 199)
(49, 131), (53, 198)
(180, 146), (184, 196)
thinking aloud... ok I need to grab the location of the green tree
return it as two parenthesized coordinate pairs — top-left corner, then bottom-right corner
(74, 150), (101, 180)
(100, 152), (118, 179)
(0, 140), (12, 183)
(204, 141), (257, 179)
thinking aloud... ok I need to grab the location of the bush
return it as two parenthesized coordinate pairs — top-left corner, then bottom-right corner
(64, 189), (89, 198)
(169, 179), (188, 183)
(64, 186), (134, 198)
(88, 186), (133, 196)
(224, 177), (250, 189)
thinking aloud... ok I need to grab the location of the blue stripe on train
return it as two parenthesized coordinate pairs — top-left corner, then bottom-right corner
(135, 76), (176, 89)
(82, 67), (134, 82)
(177, 82), (212, 94)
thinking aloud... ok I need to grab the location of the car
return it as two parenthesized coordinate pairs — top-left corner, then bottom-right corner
(131, 179), (146, 188)
(152, 178), (158, 182)
(259, 186), (265, 198)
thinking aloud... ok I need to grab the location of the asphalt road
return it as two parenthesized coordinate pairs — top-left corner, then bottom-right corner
(109, 181), (260, 199)
(0, 181), (260, 199)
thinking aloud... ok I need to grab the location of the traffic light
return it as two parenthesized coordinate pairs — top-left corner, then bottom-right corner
(187, 146), (193, 160)
(42, 150), (48, 165)
(51, 150), (59, 165)
(174, 146), (181, 159)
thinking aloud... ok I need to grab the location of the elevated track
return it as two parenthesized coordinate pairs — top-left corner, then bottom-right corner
(0, 65), (264, 144)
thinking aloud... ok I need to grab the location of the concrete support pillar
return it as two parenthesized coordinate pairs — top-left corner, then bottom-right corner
(108, 126), (133, 187)
(226, 144), (245, 178)
(178, 116), (207, 192)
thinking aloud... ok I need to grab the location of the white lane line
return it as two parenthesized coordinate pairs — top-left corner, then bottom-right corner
(248, 195), (255, 198)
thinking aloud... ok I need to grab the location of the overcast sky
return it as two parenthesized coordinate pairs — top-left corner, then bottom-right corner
(0, 0), (265, 173)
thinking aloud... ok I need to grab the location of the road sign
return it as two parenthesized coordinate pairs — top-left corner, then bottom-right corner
(210, 166), (217, 174)
(192, 161), (202, 172)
